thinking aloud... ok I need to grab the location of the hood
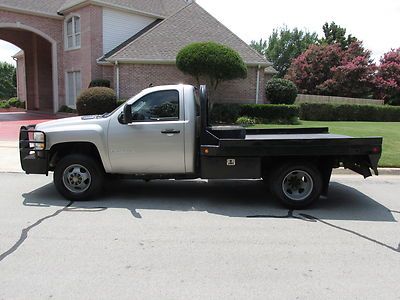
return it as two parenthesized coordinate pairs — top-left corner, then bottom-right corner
(35, 115), (106, 131)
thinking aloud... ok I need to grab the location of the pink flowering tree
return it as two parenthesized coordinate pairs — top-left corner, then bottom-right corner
(374, 48), (400, 105)
(286, 42), (376, 98)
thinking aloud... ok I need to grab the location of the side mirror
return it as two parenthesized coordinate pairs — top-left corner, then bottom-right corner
(123, 104), (133, 124)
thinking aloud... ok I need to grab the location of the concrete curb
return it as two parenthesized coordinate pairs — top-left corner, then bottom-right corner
(332, 168), (400, 176)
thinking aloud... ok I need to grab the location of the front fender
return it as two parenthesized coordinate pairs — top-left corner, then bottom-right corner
(45, 124), (111, 172)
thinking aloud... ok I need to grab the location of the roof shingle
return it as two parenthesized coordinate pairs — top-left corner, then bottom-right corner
(59, 0), (187, 17)
(0, 0), (66, 16)
(106, 2), (270, 66)
(0, 0), (187, 17)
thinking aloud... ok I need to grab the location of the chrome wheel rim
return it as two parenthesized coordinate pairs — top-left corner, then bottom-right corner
(62, 164), (91, 193)
(282, 170), (314, 201)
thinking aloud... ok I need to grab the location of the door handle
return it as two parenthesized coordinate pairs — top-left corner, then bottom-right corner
(161, 129), (181, 134)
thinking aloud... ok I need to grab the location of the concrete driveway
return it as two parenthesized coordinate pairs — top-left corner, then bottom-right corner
(0, 112), (60, 141)
(0, 174), (399, 299)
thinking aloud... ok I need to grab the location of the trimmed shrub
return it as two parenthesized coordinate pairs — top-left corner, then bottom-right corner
(210, 103), (299, 124)
(236, 116), (258, 127)
(117, 99), (128, 107)
(210, 103), (242, 124)
(176, 42), (247, 90)
(240, 104), (300, 124)
(77, 87), (117, 116)
(299, 103), (400, 121)
(7, 97), (24, 108)
(266, 78), (298, 104)
(58, 105), (77, 114)
(89, 79), (111, 88)
(0, 101), (10, 109)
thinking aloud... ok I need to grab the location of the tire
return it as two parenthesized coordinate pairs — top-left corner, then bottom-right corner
(270, 161), (323, 209)
(54, 154), (104, 201)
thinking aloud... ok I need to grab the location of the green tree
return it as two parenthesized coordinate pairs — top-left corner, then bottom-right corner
(320, 21), (358, 50)
(250, 39), (267, 56)
(0, 62), (17, 100)
(176, 42), (247, 92)
(264, 26), (319, 78)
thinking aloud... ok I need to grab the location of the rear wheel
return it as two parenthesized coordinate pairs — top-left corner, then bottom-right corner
(54, 154), (104, 200)
(271, 161), (323, 209)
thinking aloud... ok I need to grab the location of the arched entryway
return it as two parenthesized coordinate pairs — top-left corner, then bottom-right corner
(0, 23), (59, 113)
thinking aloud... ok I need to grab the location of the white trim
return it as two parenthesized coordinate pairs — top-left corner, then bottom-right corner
(64, 14), (81, 51)
(0, 5), (63, 19)
(256, 65), (261, 104)
(0, 22), (59, 113)
(115, 61), (120, 99)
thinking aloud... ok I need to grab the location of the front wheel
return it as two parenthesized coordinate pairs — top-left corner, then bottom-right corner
(54, 154), (104, 200)
(271, 162), (323, 209)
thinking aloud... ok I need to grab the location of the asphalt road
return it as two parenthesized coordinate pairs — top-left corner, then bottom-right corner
(0, 173), (399, 299)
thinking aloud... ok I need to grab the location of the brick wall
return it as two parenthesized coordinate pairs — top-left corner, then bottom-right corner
(118, 63), (266, 103)
(63, 5), (103, 92)
(0, 10), (64, 109)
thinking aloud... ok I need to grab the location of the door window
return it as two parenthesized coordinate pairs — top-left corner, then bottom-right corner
(131, 90), (179, 121)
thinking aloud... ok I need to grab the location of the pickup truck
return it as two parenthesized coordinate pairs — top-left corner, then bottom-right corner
(19, 85), (383, 208)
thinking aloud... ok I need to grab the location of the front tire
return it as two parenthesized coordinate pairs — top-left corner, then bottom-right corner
(271, 161), (323, 209)
(54, 154), (104, 200)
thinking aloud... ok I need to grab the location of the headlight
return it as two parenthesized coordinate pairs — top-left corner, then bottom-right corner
(33, 132), (45, 150)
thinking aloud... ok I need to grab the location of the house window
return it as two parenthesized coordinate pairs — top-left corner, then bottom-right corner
(66, 71), (82, 107)
(66, 16), (81, 49)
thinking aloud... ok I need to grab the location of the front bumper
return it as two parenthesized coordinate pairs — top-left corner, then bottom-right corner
(19, 125), (49, 175)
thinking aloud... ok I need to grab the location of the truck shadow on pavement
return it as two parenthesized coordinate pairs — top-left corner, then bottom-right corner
(22, 179), (396, 223)
(2, 179), (397, 263)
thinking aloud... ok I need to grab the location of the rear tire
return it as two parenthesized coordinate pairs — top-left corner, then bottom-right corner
(54, 154), (104, 201)
(271, 161), (323, 209)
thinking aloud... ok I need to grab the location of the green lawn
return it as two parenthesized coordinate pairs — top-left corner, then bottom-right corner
(253, 121), (400, 167)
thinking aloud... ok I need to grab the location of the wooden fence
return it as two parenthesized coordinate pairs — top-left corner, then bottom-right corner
(295, 94), (384, 105)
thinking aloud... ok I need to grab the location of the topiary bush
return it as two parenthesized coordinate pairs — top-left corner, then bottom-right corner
(299, 103), (400, 121)
(266, 78), (298, 104)
(176, 42), (247, 90)
(76, 87), (117, 116)
(89, 79), (111, 88)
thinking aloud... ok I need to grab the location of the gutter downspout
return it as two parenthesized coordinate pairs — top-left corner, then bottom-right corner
(256, 65), (261, 104)
(115, 61), (120, 99)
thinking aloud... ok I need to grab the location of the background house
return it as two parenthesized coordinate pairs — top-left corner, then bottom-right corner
(1, 0), (273, 113)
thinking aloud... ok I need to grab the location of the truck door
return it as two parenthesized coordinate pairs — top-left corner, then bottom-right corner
(108, 89), (186, 174)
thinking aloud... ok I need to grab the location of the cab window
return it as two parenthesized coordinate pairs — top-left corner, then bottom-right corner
(131, 90), (179, 122)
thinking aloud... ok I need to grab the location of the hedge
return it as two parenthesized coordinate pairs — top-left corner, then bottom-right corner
(241, 104), (299, 123)
(210, 103), (299, 124)
(89, 79), (111, 88)
(299, 103), (400, 122)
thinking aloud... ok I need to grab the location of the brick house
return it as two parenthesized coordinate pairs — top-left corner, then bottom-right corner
(0, 0), (273, 113)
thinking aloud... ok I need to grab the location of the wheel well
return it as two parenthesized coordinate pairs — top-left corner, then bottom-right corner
(261, 156), (334, 195)
(49, 142), (104, 171)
